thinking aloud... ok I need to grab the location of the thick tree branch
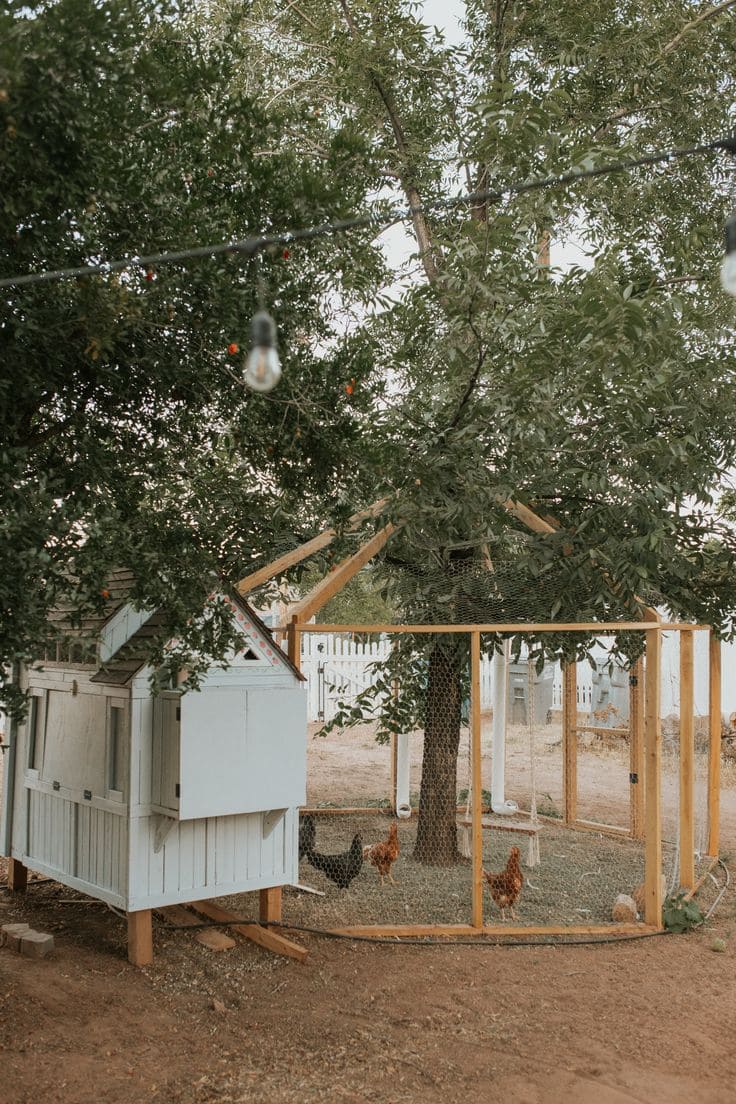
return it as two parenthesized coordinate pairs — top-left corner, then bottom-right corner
(660, 0), (736, 57)
(338, 0), (440, 283)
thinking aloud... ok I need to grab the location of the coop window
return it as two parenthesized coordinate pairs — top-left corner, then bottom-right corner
(107, 702), (127, 797)
(26, 691), (45, 772)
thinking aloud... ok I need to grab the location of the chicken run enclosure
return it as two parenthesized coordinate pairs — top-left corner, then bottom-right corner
(224, 499), (724, 944)
(280, 619), (720, 940)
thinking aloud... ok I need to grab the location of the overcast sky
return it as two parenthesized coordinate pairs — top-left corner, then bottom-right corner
(378, 1), (591, 287)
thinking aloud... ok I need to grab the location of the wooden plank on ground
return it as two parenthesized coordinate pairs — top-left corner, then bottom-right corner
(157, 904), (202, 927)
(191, 899), (308, 964)
(195, 929), (236, 951)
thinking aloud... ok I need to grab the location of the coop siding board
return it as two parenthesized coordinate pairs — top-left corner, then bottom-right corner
(13, 858), (127, 910)
(177, 687), (306, 820)
(125, 809), (297, 910)
(25, 792), (128, 897)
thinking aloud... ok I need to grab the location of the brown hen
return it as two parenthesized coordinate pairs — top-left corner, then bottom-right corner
(483, 846), (523, 920)
(363, 821), (400, 885)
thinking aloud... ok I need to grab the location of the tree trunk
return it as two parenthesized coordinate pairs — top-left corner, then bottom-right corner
(413, 641), (463, 865)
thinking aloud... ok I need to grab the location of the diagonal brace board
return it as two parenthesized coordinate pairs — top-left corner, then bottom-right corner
(279, 523), (397, 626)
(236, 498), (388, 595)
(191, 899), (308, 963)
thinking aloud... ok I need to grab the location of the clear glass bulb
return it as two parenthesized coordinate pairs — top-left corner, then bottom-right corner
(244, 346), (282, 392)
(721, 251), (736, 297)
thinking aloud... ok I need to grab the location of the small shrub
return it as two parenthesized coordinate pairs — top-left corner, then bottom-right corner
(663, 892), (704, 933)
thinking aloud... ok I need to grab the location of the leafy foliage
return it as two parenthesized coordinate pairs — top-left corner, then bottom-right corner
(0, 0), (387, 714)
(663, 892), (705, 933)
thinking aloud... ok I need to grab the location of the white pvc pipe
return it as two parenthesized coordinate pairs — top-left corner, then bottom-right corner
(491, 641), (517, 815)
(395, 731), (412, 818)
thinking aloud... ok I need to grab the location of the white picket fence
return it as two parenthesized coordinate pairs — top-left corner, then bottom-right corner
(300, 633), (576, 723)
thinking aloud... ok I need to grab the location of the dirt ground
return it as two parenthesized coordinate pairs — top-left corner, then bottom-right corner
(2, 721), (736, 1104)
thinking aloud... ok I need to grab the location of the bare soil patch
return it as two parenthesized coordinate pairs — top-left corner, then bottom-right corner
(1, 721), (735, 1103)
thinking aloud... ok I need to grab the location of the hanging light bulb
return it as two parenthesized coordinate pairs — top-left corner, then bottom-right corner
(720, 210), (736, 297)
(243, 310), (282, 392)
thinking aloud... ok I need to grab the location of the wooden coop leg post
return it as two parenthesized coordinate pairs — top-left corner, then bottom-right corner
(471, 632), (483, 930)
(7, 858), (28, 893)
(127, 909), (153, 967)
(679, 631), (695, 891)
(708, 633), (721, 858)
(629, 658), (645, 839)
(644, 623), (663, 928)
(260, 887), (283, 925)
(562, 661), (577, 825)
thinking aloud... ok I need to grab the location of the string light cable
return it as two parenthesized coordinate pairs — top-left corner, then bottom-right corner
(2, 134), (736, 292)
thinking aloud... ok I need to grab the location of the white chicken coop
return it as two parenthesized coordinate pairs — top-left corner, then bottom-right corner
(0, 572), (307, 964)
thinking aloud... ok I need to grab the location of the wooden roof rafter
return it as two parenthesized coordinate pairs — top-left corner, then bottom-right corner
(236, 497), (389, 596)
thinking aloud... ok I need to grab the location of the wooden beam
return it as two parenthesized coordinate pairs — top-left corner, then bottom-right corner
(644, 619), (664, 928)
(562, 661), (577, 825)
(328, 923), (652, 938)
(629, 657), (645, 840)
(259, 886), (283, 925)
(7, 858), (27, 893)
(683, 855), (719, 903)
(191, 899), (307, 963)
(287, 617), (300, 673)
(708, 633), (722, 857)
(127, 909), (153, 967)
(236, 498), (388, 594)
(572, 819), (629, 837)
(496, 496), (556, 535)
(679, 630), (695, 890)
(298, 620), (673, 634)
(471, 632), (483, 929)
(282, 524), (396, 626)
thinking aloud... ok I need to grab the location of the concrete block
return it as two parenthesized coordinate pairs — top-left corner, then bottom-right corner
(20, 931), (55, 959)
(1, 922), (30, 950)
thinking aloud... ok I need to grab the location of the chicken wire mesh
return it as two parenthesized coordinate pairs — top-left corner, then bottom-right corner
(277, 627), (715, 935)
(238, 527), (718, 934)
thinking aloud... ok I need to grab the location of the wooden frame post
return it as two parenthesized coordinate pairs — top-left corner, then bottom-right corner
(287, 616), (301, 673)
(127, 909), (153, 967)
(562, 661), (577, 825)
(471, 632), (483, 929)
(708, 633), (721, 857)
(7, 858), (27, 893)
(629, 657), (645, 839)
(679, 630), (695, 890)
(644, 621), (663, 928)
(260, 886), (282, 925)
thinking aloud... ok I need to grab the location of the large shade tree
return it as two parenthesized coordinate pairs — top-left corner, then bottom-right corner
(227, 0), (736, 862)
(0, 0), (389, 715)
